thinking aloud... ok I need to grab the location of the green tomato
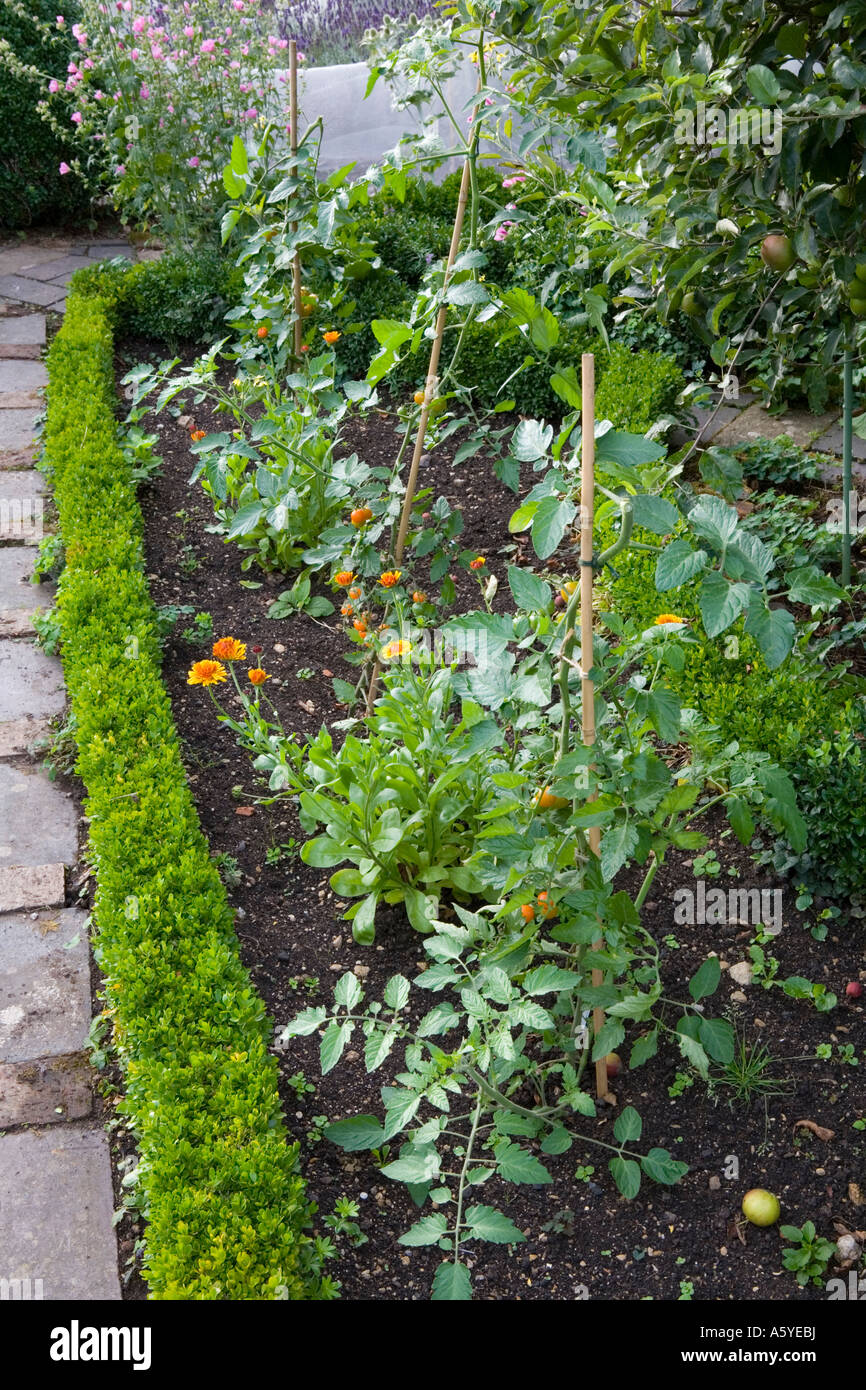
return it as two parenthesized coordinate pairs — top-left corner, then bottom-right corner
(681, 291), (701, 317)
(855, 263), (866, 284)
(851, 298), (866, 318)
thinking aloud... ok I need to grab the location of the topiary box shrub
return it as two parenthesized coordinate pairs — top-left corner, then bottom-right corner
(44, 292), (335, 1299)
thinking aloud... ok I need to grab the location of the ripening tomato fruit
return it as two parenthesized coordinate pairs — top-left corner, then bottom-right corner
(350, 507), (373, 527)
(520, 904), (535, 922)
(413, 390), (426, 405)
(256, 325), (269, 339)
(534, 787), (569, 811)
(537, 890), (557, 920)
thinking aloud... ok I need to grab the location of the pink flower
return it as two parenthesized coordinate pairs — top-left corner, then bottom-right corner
(67, 61), (77, 72)
(200, 38), (215, 53)
(59, 162), (71, 174)
(232, 0), (245, 8)
(183, 24), (194, 37)
(71, 110), (82, 124)
(139, 84), (149, 98)
(243, 107), (258, 120)
(94, 89), (103, 100)
(502, 173), (527, 188)
(151, 44), (163, 59)
(116, 164), (126, 174)
(188, 156), (199, 167)
(132, 15), (145, 32)
(56, 15), (65, 26)
(130, 48), (139, 59)
(48, 78), (59, 93)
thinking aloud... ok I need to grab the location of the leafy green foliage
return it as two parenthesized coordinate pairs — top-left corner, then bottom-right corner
(69, 248), (243, 347)
(780, 1222), (837, 1288)
(0, 0), (94, 228)
(45, 293), (333, 1301)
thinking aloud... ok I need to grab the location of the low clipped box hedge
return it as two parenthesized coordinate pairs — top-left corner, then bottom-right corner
(45, 293), (332, 1300)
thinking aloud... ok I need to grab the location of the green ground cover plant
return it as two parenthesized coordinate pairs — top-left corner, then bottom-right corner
(44, 291), (334, 1300)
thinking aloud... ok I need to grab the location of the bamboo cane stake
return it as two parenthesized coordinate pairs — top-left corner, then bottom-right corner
(580, 353), (608, 1100)
(365, 147), (475, 716)
(289, 40), (303, 360)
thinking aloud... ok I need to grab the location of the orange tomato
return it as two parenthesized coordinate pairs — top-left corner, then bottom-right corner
(350, 507), (373, 527)
(256, 325), (269, 339)
(521, 904), (535, 922)
(537, 890), (558, 920)
(534, 787), (569, 811)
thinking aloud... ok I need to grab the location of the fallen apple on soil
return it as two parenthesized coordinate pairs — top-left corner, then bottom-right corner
(742, 1188), (781, 1226)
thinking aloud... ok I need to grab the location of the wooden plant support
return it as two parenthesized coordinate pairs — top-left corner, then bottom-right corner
(579, 353), (609, 1100)
(289, 40), (303, 359)
(365, 152), (475, 715)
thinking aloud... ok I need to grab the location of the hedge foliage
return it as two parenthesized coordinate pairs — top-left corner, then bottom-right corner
(0, 0), (93, 228)
(595, 526), (866, 898)
(45, 294), (332, 1300)
(68, 248), (243, 348)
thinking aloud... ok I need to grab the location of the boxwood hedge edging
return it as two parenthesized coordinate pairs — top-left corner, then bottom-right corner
(45, 293), (333, 1301)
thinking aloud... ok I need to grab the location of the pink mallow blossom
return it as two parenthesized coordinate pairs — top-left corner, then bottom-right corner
(59, 161), (71, 174)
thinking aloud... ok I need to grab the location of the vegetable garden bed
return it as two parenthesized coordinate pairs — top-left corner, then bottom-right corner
(125, 345), (866, 1303)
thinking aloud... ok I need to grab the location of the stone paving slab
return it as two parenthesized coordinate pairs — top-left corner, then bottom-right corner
(0, 641), (65, 722)
(0, 315), (45, 346)
(0, 360), (48, 393)
(0, 410), (37, 453)
(86, 243), (133, 260)
(4, 244), (78, 275)
(0, 907), (90, 1064)
(0, 276), (65, 308)
(0, 1054), (92, 1127)
(0, 763), (77, 868)
(0, 864), (65, 914)
(0, 468), (48, 500)
(0, 715), (52, 756)
(714, 401), (840, 450)
(812, 421), (866, 461)
(0, 391), (41, 412)
(0, 1123), (120, 1299)
(0, 446), (39, 470)
(0, 551), (52, 638)
(47, 295), (66, 313)
(0, 342), (42, 360)
(16, 255), (88, 284)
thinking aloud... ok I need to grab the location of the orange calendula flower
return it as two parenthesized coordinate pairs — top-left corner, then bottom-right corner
(381, 640), (412, 661)
(323, 330), (341, 344)
(212, 637), (247, 661)
(247, 667), (270, 686)
(469, 555), (486, 570)
(348, 586), (362, 599)
(341, 603), (354, 616)
(654, 613), (686, 625)
(334, 570), (355, 587)
(412, 591), (427, 604)
(379, 570), (402, 588)
(353, 619), (367, 635)
(188, 659), (227, 687)
(190, 429), (206, 442)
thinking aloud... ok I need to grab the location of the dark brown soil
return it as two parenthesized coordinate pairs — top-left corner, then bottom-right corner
(124, 340), (866, 1303)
